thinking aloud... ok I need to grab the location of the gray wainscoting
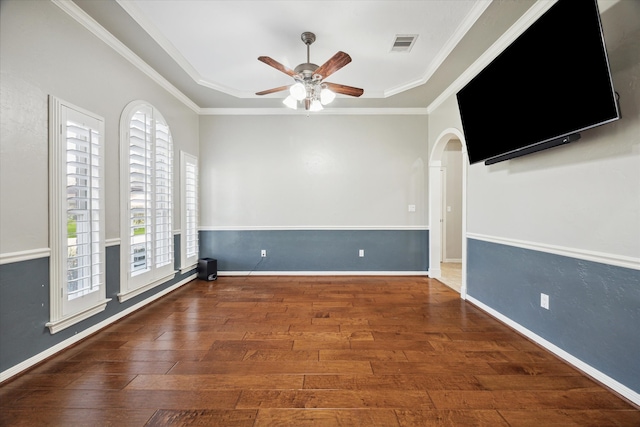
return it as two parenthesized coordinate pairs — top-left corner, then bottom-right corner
(199, 229), (429, 273)
(0, 234), (196, 374)
(467, 237), (640, 394)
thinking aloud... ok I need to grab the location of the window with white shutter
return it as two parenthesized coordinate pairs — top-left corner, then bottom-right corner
(180, 151), (199, 270)
(119, 102), (175, 302)
(47, 96), (109, 334)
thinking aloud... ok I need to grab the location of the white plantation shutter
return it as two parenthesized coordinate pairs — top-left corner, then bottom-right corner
(120, 102), (174, 300)
(129, 110), (153, 276)
(154, 120), (173, 268)
(66, 119), (102, 300)
(180, 151), (199, 269)
(48, 97), (109, 334)
(185, 162), (198, 259)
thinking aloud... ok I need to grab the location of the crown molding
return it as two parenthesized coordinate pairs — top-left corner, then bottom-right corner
(51, 0), (200, 113)
(199, 108), (429, 116)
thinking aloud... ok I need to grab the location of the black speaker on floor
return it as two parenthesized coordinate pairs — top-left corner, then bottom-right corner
(197, 258), (217, 281)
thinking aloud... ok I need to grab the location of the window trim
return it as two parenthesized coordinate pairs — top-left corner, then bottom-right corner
(180, 151), (199, 271)
(47, 96), (110, 334)
(118, 101), (175, 302)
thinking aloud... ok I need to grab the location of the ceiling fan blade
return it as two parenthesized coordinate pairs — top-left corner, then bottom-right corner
(314, 51), (352, 79)
(255, 85), (291, 96)
(324, 82), (364, 97)
(258, 56), (297, 77)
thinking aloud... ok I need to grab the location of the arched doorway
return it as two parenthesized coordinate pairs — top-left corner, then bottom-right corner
(429, 128), (468, 299)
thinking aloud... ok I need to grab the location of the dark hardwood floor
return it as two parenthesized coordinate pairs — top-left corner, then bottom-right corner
(1, 276), (638, 426)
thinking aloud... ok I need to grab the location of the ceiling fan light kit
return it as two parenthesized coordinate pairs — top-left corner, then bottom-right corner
(256, 32), (364, 111)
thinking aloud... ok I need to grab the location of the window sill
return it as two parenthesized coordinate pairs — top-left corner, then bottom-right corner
(180, 263), (197, 275)
(117, 271), (177, 303)
(46, 298), (112, 334)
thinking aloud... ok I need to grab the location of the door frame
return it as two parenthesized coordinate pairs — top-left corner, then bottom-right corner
(429, 128), (468, 299)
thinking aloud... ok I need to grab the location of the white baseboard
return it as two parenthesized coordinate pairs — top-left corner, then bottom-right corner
(218, 271), (429, 277)
(466, 295), (640, 406)
(0, 273), (196, 384)
(427, 268), (441, 279)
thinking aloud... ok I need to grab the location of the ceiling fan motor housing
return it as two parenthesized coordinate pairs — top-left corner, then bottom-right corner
(294, 63), (319, 79)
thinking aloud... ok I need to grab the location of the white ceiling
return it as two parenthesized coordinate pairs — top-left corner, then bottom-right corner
(116, 0), (485, 99)
(71, 0), (634, 110)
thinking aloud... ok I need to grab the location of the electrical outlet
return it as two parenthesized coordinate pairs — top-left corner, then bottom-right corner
(261, 249), (267, 258)
(408, 204), (416, 212)
(359, 249), (365, 257)
(540, 293), (549, 310)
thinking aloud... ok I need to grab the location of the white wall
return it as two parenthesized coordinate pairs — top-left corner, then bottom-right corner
(0, 0), (199, 254)
(199, 114), (429, 229)
(442, 140), (463, 260)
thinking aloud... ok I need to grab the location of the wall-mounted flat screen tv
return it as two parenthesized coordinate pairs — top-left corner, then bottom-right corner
(456, 0), (620, 165)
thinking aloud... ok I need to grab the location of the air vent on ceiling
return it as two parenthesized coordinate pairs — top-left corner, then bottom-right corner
(391, 34), (418, 52)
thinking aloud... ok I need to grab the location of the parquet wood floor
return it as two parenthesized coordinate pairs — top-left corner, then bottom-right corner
(1, 276), (638, 426)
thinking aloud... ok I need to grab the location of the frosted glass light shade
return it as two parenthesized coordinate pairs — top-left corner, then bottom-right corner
(283, 95), (298, 109)
(290, 83), (306, 101)
(309, 100), (324, 112)
(320, 88), (336, 105)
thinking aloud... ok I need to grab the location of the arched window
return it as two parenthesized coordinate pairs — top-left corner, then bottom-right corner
(119, 101), (174, 301)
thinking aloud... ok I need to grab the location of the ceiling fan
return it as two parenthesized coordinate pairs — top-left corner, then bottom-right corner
(255, 32), (364, 111)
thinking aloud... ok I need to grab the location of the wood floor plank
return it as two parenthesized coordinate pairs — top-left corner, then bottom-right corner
(127, 374), (304, 390)
(236, 389), (434, 409)
(498, 409), (640, 426)
(168, 360), (373, 375)
(8, 389), (242, 410)
(209, 339), (294, 351)
(303, 374), (485, 391)
(403, 350), (512, 363)
(319, 350), (408, 362)
(29, 360), (176, 375)
(395, 409), (509, 427)
(292, 339), (353, 350)
(120, 339), (213, 351)
(243, 349), (319, 361)
(475, 375), (602, 391)
(65, 348), (207, 363)
(0, 373), (83, 390)
(350, 340), (436, 351)
(254, 408), (400, 427)
(487, 361), (581, 376)
(370, 361), (498, 376)
(2, 276), (637, 426)
(64, 373), (137, 390)
(428, 390), (635, 410)
(0, 409), (155, 427)
(145, 409), (257, 427)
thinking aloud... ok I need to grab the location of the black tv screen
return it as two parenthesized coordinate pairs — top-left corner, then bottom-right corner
(456, 0), (620, 165)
